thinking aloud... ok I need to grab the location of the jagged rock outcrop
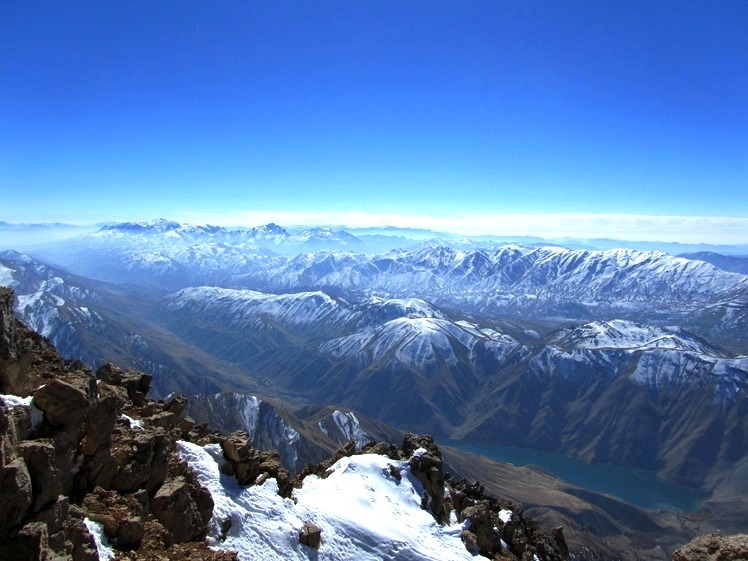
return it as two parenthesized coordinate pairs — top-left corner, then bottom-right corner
(0, 288), (235, 560)
(219, 431), (293, 496)
(447, 470), (568, 560)
(403, 433), (450, 524)
(672, 532), (748, 561)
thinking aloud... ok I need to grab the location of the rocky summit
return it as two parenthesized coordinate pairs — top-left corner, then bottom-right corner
(0, 285), (237, 560)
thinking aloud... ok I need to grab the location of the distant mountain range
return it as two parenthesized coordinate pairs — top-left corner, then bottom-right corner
(3, 217), (748, 255)
(1, 219), (747, 537)
(678, 251), (748, 275)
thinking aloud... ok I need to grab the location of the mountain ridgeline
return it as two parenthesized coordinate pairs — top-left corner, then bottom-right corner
(2, 219), (748, 557)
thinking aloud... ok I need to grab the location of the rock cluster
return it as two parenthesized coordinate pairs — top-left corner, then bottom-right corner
(672, 532), (748, 561)
(448, 476), (569, 561)
(0, 288), (235, 561)
(219, 431), (292, 496)
(403, 433), (568, 561)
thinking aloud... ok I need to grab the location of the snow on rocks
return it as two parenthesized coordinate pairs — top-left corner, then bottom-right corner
(83, 518), (116, 561)
(0, 394), (44, 430)
(178, 441), (473, 561)
(120, 413), (144, 430)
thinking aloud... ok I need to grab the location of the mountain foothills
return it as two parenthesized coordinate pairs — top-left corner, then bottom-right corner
(2, 219), (748, 560)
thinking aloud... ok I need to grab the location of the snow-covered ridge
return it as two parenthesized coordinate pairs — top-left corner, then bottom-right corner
(93, 220), (363, 254)
(166, 286), (525, 372)
(551, 320), (716, 354)
(320, 316), (518, 370)
(21, 222), (748, 336)
(178, 441), (473, 561)
(166, 287), (351, 332)
(0, 253), (106, 348)
(230, 244), (748, 330)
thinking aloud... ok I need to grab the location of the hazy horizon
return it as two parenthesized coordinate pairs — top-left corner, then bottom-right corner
(3, 2), (747, 244)
(3, 213), (748, 252)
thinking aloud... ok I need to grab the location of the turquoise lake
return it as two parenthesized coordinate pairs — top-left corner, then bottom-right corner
(443, 440), (709, 512)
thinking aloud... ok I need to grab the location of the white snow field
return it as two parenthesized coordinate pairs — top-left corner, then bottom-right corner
(178, 441), (473, 561)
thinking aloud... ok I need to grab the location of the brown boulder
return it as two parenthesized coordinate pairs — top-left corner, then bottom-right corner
(33, 378), (92, 429)
(147, 410), (180, 429)
(10, 521), (49, 561)
(222, 432), (252, 463)
(82, 491), (120, 538)
(1, 400), (32, 465)
(110, 430), (169, 493)
(116, 516), (145, 549)
(82, 395), (123, 456)
(96, 363), (152, 406)
(151, 476), (213, 543)
(299, 521), (322, 549)
(221, 433), (292, 496)
(66, 506), (99, 561)
(164, 394), (187, 415)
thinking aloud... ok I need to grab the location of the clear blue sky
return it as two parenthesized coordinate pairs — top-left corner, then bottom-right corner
(1, 1), (747, 241)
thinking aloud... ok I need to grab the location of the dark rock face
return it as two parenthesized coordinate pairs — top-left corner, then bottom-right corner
(152, 475), (213, 543)
(403, 433), (449, 524)
(0, 457), (32, 534)
(17, 440), (61, 512)
(672, 532), (748, 561)
(450, 474), (568, 561)
(220, 431), (292, 497)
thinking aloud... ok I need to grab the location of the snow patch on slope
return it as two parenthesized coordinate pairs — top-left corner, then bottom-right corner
(331, 410), (372, 451)
(553, 320), (712, 353)
(178, 441), (472, 561)
(0, 263), (15, 287)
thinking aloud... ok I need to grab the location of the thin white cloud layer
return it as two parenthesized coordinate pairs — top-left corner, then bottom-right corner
(176, 210), (748, 245)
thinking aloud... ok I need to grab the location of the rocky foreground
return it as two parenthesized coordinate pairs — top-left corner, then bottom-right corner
(1, 284), (746, 561)
(672, 533), (748, 561)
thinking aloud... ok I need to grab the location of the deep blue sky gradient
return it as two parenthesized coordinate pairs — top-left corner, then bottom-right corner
(2, 1), (747, 238)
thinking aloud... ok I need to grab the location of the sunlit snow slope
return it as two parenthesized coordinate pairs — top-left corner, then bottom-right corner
(179, 441), (473, 561)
